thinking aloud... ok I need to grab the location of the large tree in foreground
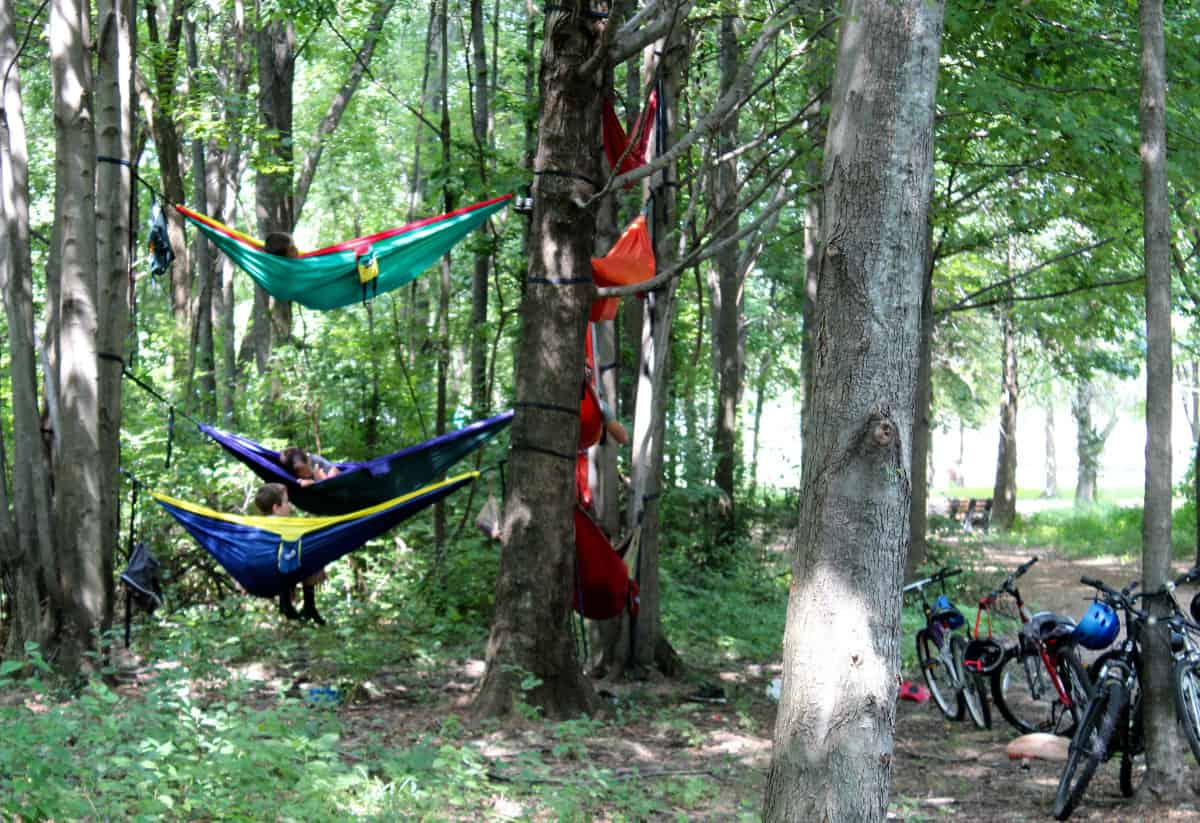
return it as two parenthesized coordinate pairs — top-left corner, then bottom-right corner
(764, 0), (945, 818)
(1137, 0), (1183, 800)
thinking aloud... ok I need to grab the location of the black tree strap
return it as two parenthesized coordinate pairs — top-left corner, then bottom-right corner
(534, 168), (599, 189)
(527, 276), (592, 286)
(599, 361), (617, 373)
(510, 442), (576, 463)
(544, 4), (609, 19)
(514, 400), (579, 416)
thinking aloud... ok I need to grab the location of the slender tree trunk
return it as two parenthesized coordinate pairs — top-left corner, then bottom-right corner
(710, 14), (741, 547)
(990, 310), (1018, 530)
(764, 0), (944, 818)
(255, 9), (296, 349)
(1138, 0), (1182, 798)
(51, 0), (103, 670)
(1042, 403), (1058, 498)
(475, 6), (601, 720)
(907, 242), (934, 578)
(1073, 379), (1100, 505)
(143, 0), (191, 362)
(96, 0), (135, 633)
(186, 20), (217, 420)
(469, 0), (492, 416)
(433, 0), (452, 562)
(0, 0), (57, 655)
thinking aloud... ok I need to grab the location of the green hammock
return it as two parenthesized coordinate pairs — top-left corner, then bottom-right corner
(176, 195), (511, 310)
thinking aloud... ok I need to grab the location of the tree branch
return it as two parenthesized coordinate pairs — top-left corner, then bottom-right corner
(938, 275), (1143, 316)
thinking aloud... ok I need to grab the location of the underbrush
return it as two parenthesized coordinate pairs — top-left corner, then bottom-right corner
(1005, 501), (1196, 560)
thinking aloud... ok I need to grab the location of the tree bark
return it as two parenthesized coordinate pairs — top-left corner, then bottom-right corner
(96, 0), (135, 633)
(51, 0), (103, 670)
(1137, 0), (1182, 798)
(907, 236), (934, 578)
(475, 6), (601, 720)
(709, 14), (741, 547)
(469, 0), (492, 417)
(764, 0), (944, 818)
(1042, 403), (1058, 498)
(0, 0), (57, 656)
(185, 20), (217, 420)
(990, 310), (1018, 530)
(1071, 378), (1118, 506)
(255, 8), (296, 350)
(433, 0), (452, 563)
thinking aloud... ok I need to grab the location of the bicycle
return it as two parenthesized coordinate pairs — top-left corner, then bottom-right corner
(903, 567), (988, 729)
(968, 556), (1092, 737)
(1052, 571), (1200, 819)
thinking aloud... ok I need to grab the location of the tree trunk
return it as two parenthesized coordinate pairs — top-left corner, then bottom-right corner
(1073, 379), (1100, 505)
(96, 0), (135, 634)
(990, 310), (1018, 530)
(764, 0), (944, 818)
(709, 14), (741, 547)
(1042, 403), (1058, 498)
(469, 0), (491, 417)
(0, 0), (58, 656)
(142, 0), (191, 361)
(185, 20), (217, 421)
(256, 9), (296, 349)
(51, 0), (103, 671)
(433, 0), (452, 564)
(1138, 0), (1183, 798)
(907, 239), (934, 578)
(475, 7), (601, 720)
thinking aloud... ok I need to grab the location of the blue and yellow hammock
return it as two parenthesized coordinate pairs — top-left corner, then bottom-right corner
(153, 472), (476, 598)
(176, 195), (511, 310)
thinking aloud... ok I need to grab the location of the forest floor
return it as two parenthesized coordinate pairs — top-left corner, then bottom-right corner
(93, 535), (1200, 820)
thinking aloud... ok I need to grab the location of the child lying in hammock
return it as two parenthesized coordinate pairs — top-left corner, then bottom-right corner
(280, 446), (341, 487)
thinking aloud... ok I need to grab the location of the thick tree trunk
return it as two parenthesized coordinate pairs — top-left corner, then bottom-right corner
(475, 7), (600, 720)
(96, 0), (135, 634)
(51, 0), (103, 670)
(1138, 0), (1183, 798)
(990, 310), (1018, 530)
(764, 0), (944, 819)
(0, 0), (58, 656)
(710, 14), (741, 546)
(186, 20), (217, 420)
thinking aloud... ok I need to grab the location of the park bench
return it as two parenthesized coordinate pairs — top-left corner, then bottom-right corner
(946, 497), (992, 532)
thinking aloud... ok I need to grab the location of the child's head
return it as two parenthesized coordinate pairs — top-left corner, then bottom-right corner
(281, 446), (314, 479)
(254, 482), (290, 515)
(264, 232), (299, 258)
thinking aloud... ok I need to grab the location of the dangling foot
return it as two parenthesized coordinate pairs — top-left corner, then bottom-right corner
(299, 607), (327, 626)
(279, 592), (301, 621)
(300, 585), (326, 625)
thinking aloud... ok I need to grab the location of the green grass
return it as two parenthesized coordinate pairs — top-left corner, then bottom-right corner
(1003, 501), (1196, 560)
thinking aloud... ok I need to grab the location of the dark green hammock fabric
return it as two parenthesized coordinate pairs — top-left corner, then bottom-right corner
(176, 195), (511, 310)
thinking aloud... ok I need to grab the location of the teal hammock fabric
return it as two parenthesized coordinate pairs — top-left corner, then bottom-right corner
(176, 195), (511, 310)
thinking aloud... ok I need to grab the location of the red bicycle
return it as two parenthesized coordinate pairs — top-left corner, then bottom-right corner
(964, 556), (1092, 736)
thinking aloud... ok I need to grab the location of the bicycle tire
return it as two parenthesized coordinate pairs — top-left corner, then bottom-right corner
(1053, 678), (1125, 821)
(1174, 657), (1200, 766)
(1058, 651), (1093, 738)
(952, 634), (990, 729)
(917, 628), (962, 720)
(992, 645), (1078, 736)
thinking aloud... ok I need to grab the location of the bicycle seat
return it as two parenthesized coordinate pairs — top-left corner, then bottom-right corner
(1024, 611), (1078, 648)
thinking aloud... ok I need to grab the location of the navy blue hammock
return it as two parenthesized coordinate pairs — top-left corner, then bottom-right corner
(198, 411), (513, 516)
(154, 473), (477, 598)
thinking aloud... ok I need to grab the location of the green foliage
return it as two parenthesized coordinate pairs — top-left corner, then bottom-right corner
(1003, 502), (1196, 560)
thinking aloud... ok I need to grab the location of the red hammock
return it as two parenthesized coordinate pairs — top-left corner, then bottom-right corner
(590, 214), (656, 321)
(602, 91), (658, 176)
(574, 507), (640, 620)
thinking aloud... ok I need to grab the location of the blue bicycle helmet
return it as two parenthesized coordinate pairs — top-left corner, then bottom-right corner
(932, 595), (966, 629)
(1073, 601), (1119, 650)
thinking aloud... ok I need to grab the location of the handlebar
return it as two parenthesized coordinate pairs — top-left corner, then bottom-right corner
(902, 566), (963, 594)
(984, 556), (1038, 602)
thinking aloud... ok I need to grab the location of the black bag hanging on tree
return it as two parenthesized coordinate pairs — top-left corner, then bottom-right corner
(147, 200), (175, 278)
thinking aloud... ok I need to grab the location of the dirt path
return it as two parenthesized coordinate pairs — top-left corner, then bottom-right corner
(888, 545), (1200, 822)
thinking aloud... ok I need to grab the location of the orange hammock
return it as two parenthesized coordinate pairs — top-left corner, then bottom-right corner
(590, 214), (656, 321)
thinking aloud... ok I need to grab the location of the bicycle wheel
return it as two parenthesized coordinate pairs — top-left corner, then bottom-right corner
(1174, 658), (1200, 766)
(917, 628), (962, 720)
(1054, 679), (1125, 821)
(1118, 683), (1144, 798)
(992, 646), (1070, 735)
(1057, 651), (1093, 738)
(952, 634), (990, 729)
